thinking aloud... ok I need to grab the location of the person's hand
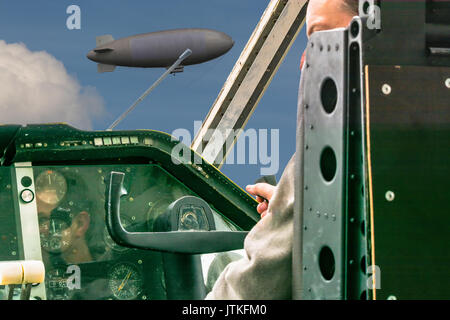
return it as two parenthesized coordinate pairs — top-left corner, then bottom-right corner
(246, 183), (276, 219)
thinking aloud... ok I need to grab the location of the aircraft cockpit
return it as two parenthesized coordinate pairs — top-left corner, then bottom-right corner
(0, 124), (258, 300)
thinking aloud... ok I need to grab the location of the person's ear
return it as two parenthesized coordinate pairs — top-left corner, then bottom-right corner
(300, 50), (306, 70)
(72, 211), (90, 237)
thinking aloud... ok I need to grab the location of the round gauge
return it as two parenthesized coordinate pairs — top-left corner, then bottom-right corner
(103, 216), (133, 253)
(108, 262), (143, 300)
(40, 217), (71, 253)
(46, 267), (70, 300)
(35, 170), (67, 205)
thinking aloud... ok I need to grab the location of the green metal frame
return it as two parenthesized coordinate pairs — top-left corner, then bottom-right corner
(0, 124), (259, 231)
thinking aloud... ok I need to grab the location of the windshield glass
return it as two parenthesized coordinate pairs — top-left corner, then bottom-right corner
(0, 164), (240, 300)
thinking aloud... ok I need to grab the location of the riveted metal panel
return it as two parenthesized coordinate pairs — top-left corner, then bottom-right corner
(301, 29), (348, 299)
(366, 65), (450, 299)
(345, 17), (371, 300)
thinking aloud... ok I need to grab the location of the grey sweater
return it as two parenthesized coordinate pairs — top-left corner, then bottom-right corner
(205, 154), (295, 300)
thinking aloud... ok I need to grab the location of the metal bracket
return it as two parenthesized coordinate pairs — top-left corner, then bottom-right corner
(296, 16), (373, 300)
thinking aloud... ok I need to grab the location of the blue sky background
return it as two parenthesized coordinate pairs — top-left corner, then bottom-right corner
(0, 0), (308, 188)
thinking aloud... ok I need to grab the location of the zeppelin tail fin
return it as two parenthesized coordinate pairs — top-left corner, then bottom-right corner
(97, 63), (116, 73)
(96, 35), (114, 47)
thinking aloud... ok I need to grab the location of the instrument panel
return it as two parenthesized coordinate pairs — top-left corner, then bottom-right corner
(32, 165), (173, 300)
(35, 170), (67, 206)
(44, 254), (162, 300)
(0, 163), (240, 300)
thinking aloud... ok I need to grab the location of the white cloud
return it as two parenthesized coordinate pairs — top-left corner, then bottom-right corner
(0, 40), (105, 130)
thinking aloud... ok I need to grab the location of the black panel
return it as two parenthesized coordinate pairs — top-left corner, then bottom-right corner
(364, 0), (450, 66)
(368, 65), (450, 299)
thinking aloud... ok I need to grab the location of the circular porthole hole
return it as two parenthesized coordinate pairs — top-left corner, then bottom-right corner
(361, 256), (367, 274)
(360, 290), (367, 300)
(320, 147), (337, 182)
(320, 78), (338, 114)
(363, 1), (371, 14)
(21, 176), (32, 188)
(319, 246), (335, 281)
(350, 21), (360, 38)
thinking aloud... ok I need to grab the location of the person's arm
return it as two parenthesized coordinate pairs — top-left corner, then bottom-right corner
(205, 154), (296, 300)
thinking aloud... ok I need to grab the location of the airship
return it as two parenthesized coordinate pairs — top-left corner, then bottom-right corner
(87, 28), (234, 73)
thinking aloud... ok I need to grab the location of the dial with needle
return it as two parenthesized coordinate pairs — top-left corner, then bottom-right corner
(118, 271), (132, 292)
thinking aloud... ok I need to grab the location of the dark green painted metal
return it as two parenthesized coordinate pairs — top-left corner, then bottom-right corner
(344, 18), (371, 301)
(0, 125), (20, 165)
(364, 0), (450, 67)
(0, 124), (259, 231)
(299, 0), (450, 299)
(367, 65), (450, 300)
(0, 167), (22, 261)
(0, 125), (259, 300)
(300, 17), (371, 300)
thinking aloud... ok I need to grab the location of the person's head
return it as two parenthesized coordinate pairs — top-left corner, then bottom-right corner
(306, 0), (359, 38)
(37, 169), (93, 263)
(300, 0), (359, 69)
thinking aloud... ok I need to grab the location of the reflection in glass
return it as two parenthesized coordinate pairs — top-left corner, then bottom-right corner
(0, 164), (240, 300)
(34, 165), (238, 300)
(35, 170), (67, 205)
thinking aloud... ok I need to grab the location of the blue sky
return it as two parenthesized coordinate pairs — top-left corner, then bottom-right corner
(0, 0), (308, 188)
